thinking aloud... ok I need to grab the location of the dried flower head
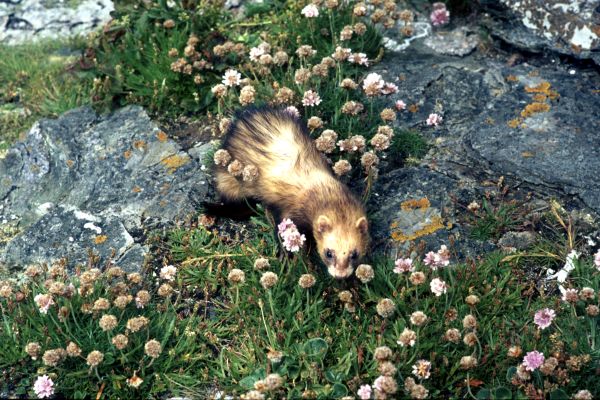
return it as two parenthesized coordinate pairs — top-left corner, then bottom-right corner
(370, 133), (391, 151)
(307, 116), (323, 131)
(126, 316), (149, 333)
(0, 284), (12, 298)
(25, 342), (41, 360)
(260, 272), (278, 289)
(444, 328), (461, 344)
(239, 85), (256, 106)
(92, 297), (110, 311)
(296, 45), (317, 58)
(508, 345), (522, 358)
(341, 100), (364, 116)
(379, 361), (397, 376)
(338, 290), (353, 303)
(573, 390), (593, 400)
(397, 327), (417, 347)
(354, 22), (367, 36)
(311, 63), (329, 78)
(409, 271), (426, 285)
(273, 51), (289, 66)
(463, 332), (478, 347)
(144, 339), (162, 358)
(135, 290), (150, 309)
(275, 87), (295, 105)
(580, 287), (595, 301)
(112, 334), (129, 350)
(66, 342), (81, 357)
(373, 375), (397, 395)
(465, 294), (480, 306)
(158, 283), (173, 297)
(410, 311), (428, 326)
(460, 356), (478, 370)
(298, 274), (316, 289)
(163, 19), (175, 29)
(462, 314), (478, 330)
(228, 159), (244, 177)
(340, 78), (358, 90)
(34, 293), (55, 314)
(87, 350), (104, 367)
(241, 164), (259, 182)
(228, 269), (245, 284)
(340, 25), (353, 41)
(211, 84), (228, 98)
(333, 160), (352, 176)
(374, 346), (393, 362)
(42, 348), (66, 367)
(302, 90), (322, 107)
(332, 46), (351, 61)
(315, 130), (338, 153)
(586, 304), (599, 316)
(355, 264), (374, 283)
(348, 52), (369, 66)
(353, 3), (367, 16)
(99, 314), (118, 331)
(412, 360), (432, 379)
(377, 299), (396, 318)
(253, 257), (270, 270)
(265, 373), (283, 390)
(562, 288), (579, 303)
(160, 265), (177, 281)
(380, 108), (396, 121)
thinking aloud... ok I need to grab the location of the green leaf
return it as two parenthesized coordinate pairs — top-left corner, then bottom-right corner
(494, 386), (513, 400)
(324, 369), (345, 383)
(549, 389), (569, 400)
(303, 338), (328, 360)
(505, 366), (517, 382)
(330, 383), (348, 398)
(238, 368), (266, 390)
(476, 389), (491, 400)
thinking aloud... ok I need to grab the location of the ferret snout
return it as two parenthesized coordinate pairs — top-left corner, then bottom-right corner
(327, 263), (354, 279)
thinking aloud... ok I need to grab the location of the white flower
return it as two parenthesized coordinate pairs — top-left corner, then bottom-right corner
(301, 4), (319, 17)
(222, 69), (241, 87)
(160, 265), (177, 281)
(430, 278), (447, 296)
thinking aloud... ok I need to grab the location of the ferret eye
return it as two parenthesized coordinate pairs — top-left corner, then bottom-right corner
(350, 250), (359, 260)
(325, 249), (333, 259)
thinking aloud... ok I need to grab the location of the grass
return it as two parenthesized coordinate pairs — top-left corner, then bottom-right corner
(1, 207), (598, 398)
(0, 37), (94, 150)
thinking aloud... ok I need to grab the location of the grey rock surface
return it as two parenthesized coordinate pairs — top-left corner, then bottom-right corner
(0, 106), (211, 273)
(0, 0), (113, 44)
(480, 0), (600, 66)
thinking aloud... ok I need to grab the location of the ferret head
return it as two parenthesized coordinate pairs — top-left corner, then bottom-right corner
(313, 214), (369, 279)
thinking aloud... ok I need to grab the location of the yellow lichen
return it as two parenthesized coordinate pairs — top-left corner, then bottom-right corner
(507, 118), (522, 128)
(524, 81), (559, 100)
(532, 93), (547, 102)
(408, 104), (419, 113)
(521, 151), (535, 158)
(390, 215), (445, 243)
(123, 150), (132, 159)
(133, 140), (146, 151)
(161, 154), (190, 173)
(520, 102), (550, 118)
(401, 197), (430, 211)
(66, 159), (74, 168)
(132, 186), (142, 193)
(505, 75), (519, 82)
(94, 235), (108, 244)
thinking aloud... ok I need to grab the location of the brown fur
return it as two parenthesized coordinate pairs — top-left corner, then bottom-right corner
(215, 107), (369, 278)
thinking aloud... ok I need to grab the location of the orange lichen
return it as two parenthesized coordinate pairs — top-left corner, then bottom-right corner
(401, 197), (430, 211)
(161, 154), (190, 173)
(133, 140), (146, 151)
(408, 104), (419, 113)
(520, 102), (550, 118)
(123, 150), (132, 159)
(532, 94), (547, 102)
(524, 81), (559, 100)
(132, 186), (142, 193)
(390, 215), (445, 243)
(94, 235), (108, 244)
(156, 131), (168, 142)
(505, 75), (519, 82)
(507, 118), (522, 128)
(521, 151), (535, 158)
(66, 159), (74, 168)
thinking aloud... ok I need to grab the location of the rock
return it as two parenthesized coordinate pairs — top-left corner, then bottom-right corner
(369, 166), (496, 260)
(498, 231), (537, 250)
(424, 26), (480, 56)
(0, 0), (114, 45)
(0, 106), (211, 274)
(481, 0), (600, 66)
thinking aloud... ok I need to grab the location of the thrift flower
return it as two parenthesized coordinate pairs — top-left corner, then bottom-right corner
(594, 249), (600, 270)
(33, 375), (54, 399)
(396, 100), (407, 111)
(301, 4), (319, 17)
(397, 327), (417, 347)
(357, 384), (372, 400)
(160, 265), (177, 281)
(430, 2), (450, 26)
(412, 360), (432, 379)
(355, 264), (374, 283)
(430, 278), (448, 296)
(222, 69), (241, 87)
(561, 288), (579, 303)
(284, 106), (300, 117)
(423, 244), (450, 269)
(426, 113), (443, 126)
(348, 52), (369, 66)
(302, 90), (322, 106)
(34, 293), (54, 314)
(533, 308), (556, 330)
(394, 258), (414, 273)
(522, 350), (545, 371)
(376, 298), (396, 318)
(260, 271), (278, 289)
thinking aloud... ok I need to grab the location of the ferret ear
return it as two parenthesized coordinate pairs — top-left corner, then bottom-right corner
(317, 215), (332, 233)
(355, 217), (368, 234)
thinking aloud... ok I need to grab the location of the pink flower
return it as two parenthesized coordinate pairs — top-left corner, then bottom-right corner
(301, 4), (319, 18)
(357, 384), (372, 400)
(33, 375), (54, 399)
(302, 90), (322, 107)
(284, 106), (300, 117)
(348, 53), (369, 66)
(394, 258), (414, 273)
(362, 73), (384, 91)
(430, 278), (447, 296)
(373, 376), (385, 392)
(561, 288), (579, 303)
(249, 46), (265, 62)
(594, 249), (600, 270)
(522, 350), (545, 371)
(381, 82), (399, 95)
(426, 113), (443, 126)
(423, 245), (450, 270)
(430, 3), (450, 26)
(34, 294), (54, 314)
(282, 230), (306, 253)
(395, 100), (406, 111)
(533, 308), (556, 330)
(277, 218), (295, 235)
(412, 359), (432, 379)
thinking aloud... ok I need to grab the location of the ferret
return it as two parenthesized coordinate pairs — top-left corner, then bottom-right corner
(214, 107), (369, 279)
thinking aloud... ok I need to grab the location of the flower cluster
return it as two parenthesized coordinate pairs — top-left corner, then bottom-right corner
(277, 218), (306, 253)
